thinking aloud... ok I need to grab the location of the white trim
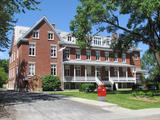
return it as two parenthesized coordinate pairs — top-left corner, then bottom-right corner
(48, 31), (54, 40)
(32, 30), (39, 39)
(28, 62), (35, 76)
(51, 63), (57, 76)
(86, 50), (91, 60)
(63, 60), (134, 67)
(29, 42), (36, 57)
(50, 44), (57, 58)
(76, 49), (81, 60)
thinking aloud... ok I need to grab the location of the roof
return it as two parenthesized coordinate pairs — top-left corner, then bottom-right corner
(16, 16), (62, 45)
(63, 60), (135, 67)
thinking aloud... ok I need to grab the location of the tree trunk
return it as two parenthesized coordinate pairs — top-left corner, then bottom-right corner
(154, 51), (160, 68)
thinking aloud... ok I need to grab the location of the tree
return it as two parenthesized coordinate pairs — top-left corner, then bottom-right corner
(70, 0), (160, 66)
(141, 51), (160, 80)
(0, 0), (40, 51)
(0, 59), (8, 73)
(0, 67), (8, 88)
(0, 59), (9, 87)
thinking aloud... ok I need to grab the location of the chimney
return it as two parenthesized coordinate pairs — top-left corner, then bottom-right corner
(52, 24), (55, 28)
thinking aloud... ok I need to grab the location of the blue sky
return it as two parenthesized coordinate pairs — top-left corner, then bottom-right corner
(0, 0), (148, 59)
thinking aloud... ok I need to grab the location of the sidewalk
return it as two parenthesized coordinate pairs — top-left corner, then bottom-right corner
(64, 96), (160, 118)
(64, 97), (132, 112)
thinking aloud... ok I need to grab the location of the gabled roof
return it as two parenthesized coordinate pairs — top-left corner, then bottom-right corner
(17, 16), (62, 45)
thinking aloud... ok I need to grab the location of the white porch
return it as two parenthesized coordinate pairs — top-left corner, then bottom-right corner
(62, 60), (136, 85)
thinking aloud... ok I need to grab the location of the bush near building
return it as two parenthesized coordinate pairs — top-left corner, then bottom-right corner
(42, 75), (61, 91)
(79, 83), (96, 93)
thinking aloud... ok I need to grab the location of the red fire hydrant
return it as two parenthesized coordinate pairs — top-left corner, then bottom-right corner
(97, 85), (107, 101)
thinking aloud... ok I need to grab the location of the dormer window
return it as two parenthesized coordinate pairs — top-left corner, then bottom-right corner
(48, 31), (54, 40)
(93, 37), (101, 46)
(68, 36), (72, 41)
(33, 30), (39, 39)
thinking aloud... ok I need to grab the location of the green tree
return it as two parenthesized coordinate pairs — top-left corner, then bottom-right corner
(0, 59), (9, 73)
(0, 59), (8, 87)
(141, 50), (160, 80)
(0, 0), (40, 51)
(0, 67), (8, 88)
(70, 0), (160, 66)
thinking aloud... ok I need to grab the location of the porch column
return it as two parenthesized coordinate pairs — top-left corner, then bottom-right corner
(85, 65), (87, 81)
(95, 66), (97, 78)
(108, 67), (110, 81)
(117, 67), (119, 81)
(126, 67), (128, 80)
(74, 65), (76, 81)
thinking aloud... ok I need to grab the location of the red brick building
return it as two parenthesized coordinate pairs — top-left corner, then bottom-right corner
(8, 16), (143, 90)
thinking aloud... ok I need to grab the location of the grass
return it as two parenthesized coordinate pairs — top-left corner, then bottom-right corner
(51, 90), (160, 110)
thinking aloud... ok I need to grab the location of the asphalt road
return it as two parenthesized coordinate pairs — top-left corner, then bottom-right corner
(0, 91), (160, 120)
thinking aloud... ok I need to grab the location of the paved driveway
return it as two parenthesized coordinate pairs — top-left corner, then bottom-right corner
(0, 91), (160, 120)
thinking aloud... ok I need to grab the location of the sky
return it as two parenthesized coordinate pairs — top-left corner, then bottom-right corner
(0, 0), (148, 59)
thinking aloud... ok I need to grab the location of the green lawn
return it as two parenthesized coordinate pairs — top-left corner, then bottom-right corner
(51, 90), (160, 110)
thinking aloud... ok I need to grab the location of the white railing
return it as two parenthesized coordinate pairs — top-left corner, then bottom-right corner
(64, 76), (96, 82)
(110, 77), (136, 82)
(61, 39), (110, 48)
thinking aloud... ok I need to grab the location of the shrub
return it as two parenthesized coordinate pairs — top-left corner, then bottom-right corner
(132, 90), (154, 97)
(79, 83), (96, 93)
(42, 75), (61, 91)
(146, 91), (154, 97)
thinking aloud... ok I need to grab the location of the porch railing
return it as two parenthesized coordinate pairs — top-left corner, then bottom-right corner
(64, 76), (96, 82)
(64, 76), (136, 83)
(110, 77), (136, 82)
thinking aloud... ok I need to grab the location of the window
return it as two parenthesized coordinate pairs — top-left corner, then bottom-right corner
(86, 66), (91, 76)
(33, 30), (39, 39)
(105, 52), (109, 61)
(51, 45), (57, 58)
(122, 53), (126, 63)
(122, 67), (126, 76)
(64, 66), (70, 76)
(76, 49), (81, 60)
(48, 31), (54, 40)
(114, 53), (118, 62)
(51, 64), (57, 75)
(134, 53), (138, 60)
(93, 37), (102, 45)
(64, 49), (70, 59)
(96, 51), (100, 61)
(114, 67), (118, 76)
(75, 66), (81, 76)
(68, 36), (72, 41)
(29, 43), (36, 56)
(96, 67), (101, 77)
(86, 50), (91, 60)
(29, 63), (35, 76)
